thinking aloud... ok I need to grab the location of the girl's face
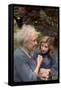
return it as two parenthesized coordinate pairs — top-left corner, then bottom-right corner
(41, 42), (49, 54)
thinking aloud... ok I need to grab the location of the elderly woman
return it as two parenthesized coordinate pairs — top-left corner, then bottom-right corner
(14, 24), (43, 82)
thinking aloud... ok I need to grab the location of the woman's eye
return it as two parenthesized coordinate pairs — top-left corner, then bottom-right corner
(41, 44), (44, 47)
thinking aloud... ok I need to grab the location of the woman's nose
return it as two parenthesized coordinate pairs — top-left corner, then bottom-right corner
(35, 41), (37, 45)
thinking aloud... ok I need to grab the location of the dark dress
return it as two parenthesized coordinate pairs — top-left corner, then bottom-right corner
(33, 49), (58, 80)
(14, 48), (40, 82)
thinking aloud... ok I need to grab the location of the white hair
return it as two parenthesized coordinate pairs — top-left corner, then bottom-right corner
(16, 24), (36, 46)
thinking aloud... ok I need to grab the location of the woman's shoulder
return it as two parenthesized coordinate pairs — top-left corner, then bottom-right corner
(14, 48), (32, 64)
(14, 48), (27, 62)
(14, 48), (23, 57)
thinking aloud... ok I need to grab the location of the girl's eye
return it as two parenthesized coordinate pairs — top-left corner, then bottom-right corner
(45, 46), (48, 48)
(41, 44), (48, 48)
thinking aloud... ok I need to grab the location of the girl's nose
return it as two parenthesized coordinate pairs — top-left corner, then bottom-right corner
(42, 46), (45, 50)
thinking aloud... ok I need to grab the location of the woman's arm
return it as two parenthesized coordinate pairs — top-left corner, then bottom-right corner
(14, 54), (43, 81)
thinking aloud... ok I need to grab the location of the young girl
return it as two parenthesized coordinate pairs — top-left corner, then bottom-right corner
(33, 36), (58, 80)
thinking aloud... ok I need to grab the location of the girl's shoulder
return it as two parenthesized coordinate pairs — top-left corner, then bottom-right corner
(48, 54), (56, 65)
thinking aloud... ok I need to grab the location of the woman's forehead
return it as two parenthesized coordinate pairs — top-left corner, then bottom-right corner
(30, 32), (36, 39)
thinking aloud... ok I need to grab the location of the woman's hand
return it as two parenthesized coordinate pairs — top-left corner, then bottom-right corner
(38, 68), (50, 80)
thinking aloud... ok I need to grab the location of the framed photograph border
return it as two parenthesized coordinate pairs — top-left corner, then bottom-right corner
(8, 4), (60, 86)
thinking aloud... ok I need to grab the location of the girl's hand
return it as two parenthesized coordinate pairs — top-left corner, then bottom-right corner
(37, 55), (43, 67)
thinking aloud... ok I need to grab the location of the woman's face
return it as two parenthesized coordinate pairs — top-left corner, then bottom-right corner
(26, 32), (37, 52)
(41, 42), (49, 54)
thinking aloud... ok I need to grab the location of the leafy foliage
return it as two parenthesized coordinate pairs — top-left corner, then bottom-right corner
(14, 6), (59, 47)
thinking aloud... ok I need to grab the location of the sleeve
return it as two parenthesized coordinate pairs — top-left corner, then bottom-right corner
(50, 56), (58, 79)
(14, 54), (39, 81)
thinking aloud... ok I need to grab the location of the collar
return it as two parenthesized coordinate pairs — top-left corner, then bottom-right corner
(21, 47), (32, 58)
